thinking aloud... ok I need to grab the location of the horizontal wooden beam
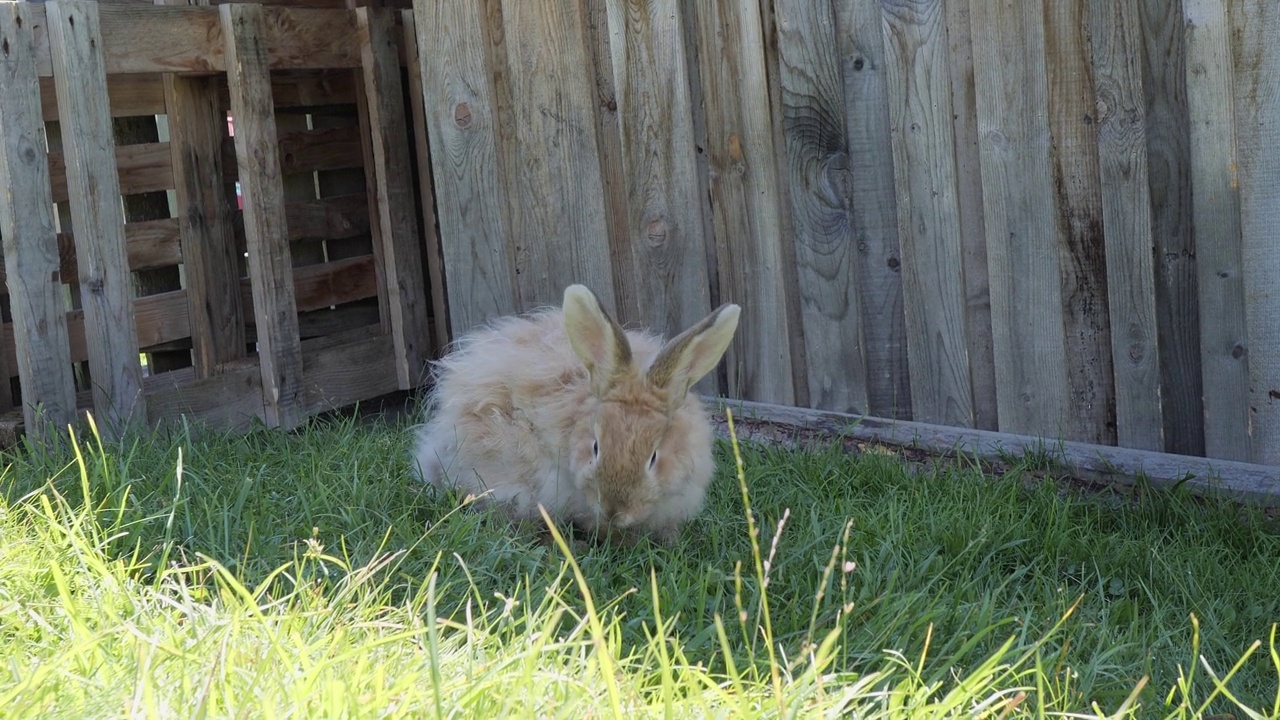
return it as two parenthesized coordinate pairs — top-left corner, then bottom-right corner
(28, 4), (403, 77)
(706, 397), (1280, 506)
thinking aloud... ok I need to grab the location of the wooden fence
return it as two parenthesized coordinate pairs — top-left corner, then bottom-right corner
(413, 0), (1279, 468)
(0, 0), (444, 443)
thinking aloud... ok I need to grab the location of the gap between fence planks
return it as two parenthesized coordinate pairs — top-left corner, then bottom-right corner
(221, 2), (305, 430)
(46, 0), (146, 440)
(709, 397), (1280, 506)
(0, 2), (77, 442)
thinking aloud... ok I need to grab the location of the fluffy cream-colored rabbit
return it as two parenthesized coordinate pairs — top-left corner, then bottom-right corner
(410, 284), (740, 544)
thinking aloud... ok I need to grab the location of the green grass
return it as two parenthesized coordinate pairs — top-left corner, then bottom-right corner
(1, 406), (1278, 718)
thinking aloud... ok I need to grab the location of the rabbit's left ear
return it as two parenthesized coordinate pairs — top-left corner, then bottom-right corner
(649, 302), (741, 403)
(563, 284), (632, 395)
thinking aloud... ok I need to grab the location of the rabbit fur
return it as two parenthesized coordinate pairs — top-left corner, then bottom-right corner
(410, 284), (741, 544)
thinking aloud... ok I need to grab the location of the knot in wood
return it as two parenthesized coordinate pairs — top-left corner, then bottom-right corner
(1231, 343), (1247, 360)
(454, 103), (473, 129)
(85, 277), (105, 295)
(645, 218), (668, 247)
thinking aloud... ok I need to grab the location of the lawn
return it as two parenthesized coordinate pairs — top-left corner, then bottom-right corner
(1, 404), (1277, 718)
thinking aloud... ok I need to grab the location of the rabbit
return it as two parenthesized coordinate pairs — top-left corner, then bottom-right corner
(409, 283), (741, 545)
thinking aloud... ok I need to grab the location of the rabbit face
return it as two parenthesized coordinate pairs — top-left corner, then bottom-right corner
(568, 390), (672, 529)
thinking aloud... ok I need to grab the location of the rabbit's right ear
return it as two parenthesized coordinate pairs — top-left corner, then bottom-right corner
(563, 284), (632, 394)
(648, 302), (741, 403)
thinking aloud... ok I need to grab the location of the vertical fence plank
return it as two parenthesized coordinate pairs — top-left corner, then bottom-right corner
(943, 0), (997, 431)
(1184, 0), (1250, 461)
(45, 0), (146, 439)
(497, 0), (616, 311)
(970, 0), (1072, 440)
(1090, 0), (1165, 452)
(0, 2), (77, 441)
(582, 2), (639, 330)
(163, 74), (246, 379)
(604, 0), (713, 347)
(1231, 0), (1280, 465)
(1042, 0), (1118, 446)
(833, 0), (911, 420)
(772, 0), (869, 415)
(411, 0), (516, 336)
(358, 6), (432, 389)
(221, 2), (304, 430)
(880, 0), (974, 427)
(400, 9), (451, 355)
(690, 0), (795, 405)
(1139, 0), (1204, 456)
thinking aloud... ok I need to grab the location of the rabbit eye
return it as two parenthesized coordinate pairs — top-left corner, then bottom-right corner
(647, 450), (658, 470)
(592, 440), (599, 460)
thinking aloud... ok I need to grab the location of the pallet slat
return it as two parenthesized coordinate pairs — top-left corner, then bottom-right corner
(221, 1), (304, 430)
(46, 0), (147, 439)
(0, 2), (77, 439)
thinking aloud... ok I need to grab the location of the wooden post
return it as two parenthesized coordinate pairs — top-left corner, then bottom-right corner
(401, 9), (451, 355)
(221, 2), (305, 430)
(164, 73), (247, 379)
(0, 2), (78, 442)
(358, 6), (432, 389)
(45, 0), (146, 440)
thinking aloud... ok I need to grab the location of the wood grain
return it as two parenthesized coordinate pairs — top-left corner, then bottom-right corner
(411, 0), (517, 335)
(689, 0), (795, 405)
(1042, 0), (1117, 446)
(0, 2), (77, 440)
(221, 1), (304, 430)
(0, 221), (182, 289)
(604, 0), (714, 353)
(943, 0), (997, 431)
(969, 0), (1072, 440)
(1231, 0), (1280, 465)
(46, 0), (146, 439)
(497, 0), (616, 311)
(1138, 0), (1203, 456)
(880, 0), (974, 428)
(833, 0), (911, 420)
(400, 9), (451, 355)
(583, 1), (638, 330)
(772, 0), (868, 415)
(164, 73), (246, 379)
(47, 141), (173, 204)
(1088, 0), (1164, 452)
(358, 6), (431, 388)
(1182, 0), (1250, 461)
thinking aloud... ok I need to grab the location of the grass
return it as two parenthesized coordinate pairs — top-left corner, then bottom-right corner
(1, 405), (1278, 718)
